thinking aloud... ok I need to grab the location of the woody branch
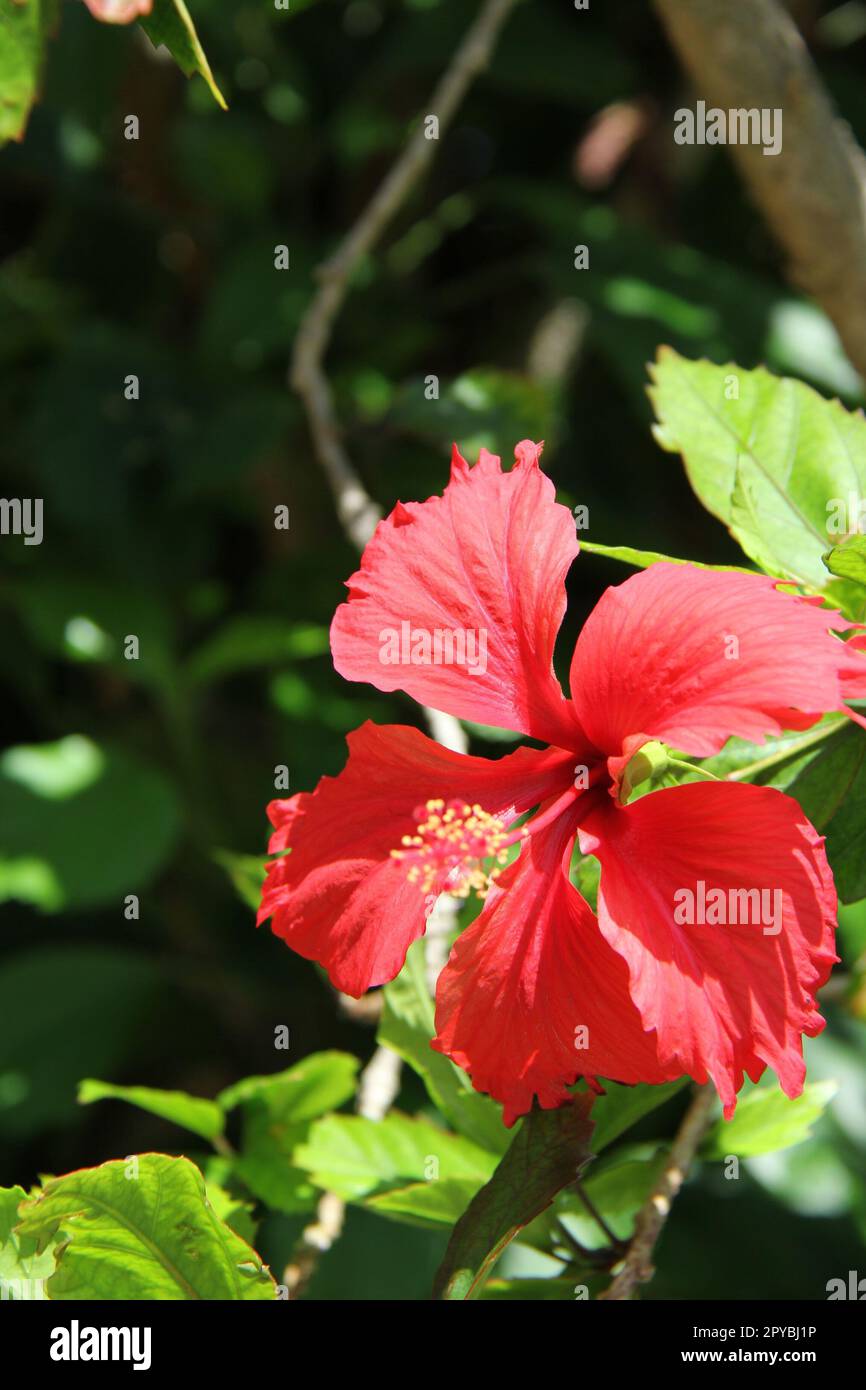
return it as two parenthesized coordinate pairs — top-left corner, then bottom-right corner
(654, 0), (866, 382)
(598, 1084), (717, 1301)
(291, 0), (522, 550)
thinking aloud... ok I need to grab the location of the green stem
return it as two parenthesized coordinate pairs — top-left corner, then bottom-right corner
(667, 757), (721, 782)
(552, 1218), (618, 1270)
(572, 1181), (626, 1251)
(725, 719), (844, 783)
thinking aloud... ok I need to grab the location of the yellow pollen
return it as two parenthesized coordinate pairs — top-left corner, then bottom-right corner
(389, 798), (515, 899)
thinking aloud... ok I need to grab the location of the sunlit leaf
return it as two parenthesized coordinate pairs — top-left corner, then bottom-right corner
(0, 0), (45, 145)
(78, 1079), (225, 1143)
(295, 1111), (496, 1203)
(649, 347), (866, 595)
(824, 533), (866, 586)
(587, 1079), (688, 1152)
(218, 1052), (359, 1214)
(139, 0), (227, 110)
(579, 538), (752, 574)
(365, 1176), (481, 1229)
(0, 1186), (56, 1300)
(702, 1081), (837, 1158)
(15, 1155), (275, 1299)
(379, 941), (509, 1155)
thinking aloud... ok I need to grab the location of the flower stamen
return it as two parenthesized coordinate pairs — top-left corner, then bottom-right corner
(390, 798), (516, 899)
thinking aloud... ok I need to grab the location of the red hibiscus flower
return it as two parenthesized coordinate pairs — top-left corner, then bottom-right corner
(259, 441), (866, 1125)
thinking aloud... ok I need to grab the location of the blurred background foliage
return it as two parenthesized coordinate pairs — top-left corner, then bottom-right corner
(1, 0), (866, 1298)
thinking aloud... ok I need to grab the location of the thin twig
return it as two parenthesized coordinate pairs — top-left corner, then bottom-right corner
(598, 1085), (716, 1300)
(573, 1179), (627, 1253)
(357, 1043), (405, 1122)
(552, 1217), (619, 1271)
(283, 1192), (346, 1299)
(291, 0), (522, 548)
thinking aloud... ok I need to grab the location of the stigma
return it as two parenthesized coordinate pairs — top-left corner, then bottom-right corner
(390, 798), (516, 899)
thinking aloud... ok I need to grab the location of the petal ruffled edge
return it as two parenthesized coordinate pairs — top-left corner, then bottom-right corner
(579, 779), (838, 1116)
(330, 442), (584, 747)
(569, 563), (866, 758)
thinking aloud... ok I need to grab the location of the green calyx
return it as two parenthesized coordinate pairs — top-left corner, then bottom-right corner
(618, 740), (670, 801)
(619, 740), (720, 802)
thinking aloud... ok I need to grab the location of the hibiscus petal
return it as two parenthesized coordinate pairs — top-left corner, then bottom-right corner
(330, 442), (582, 746)
(838, 631), (866, 729)
(259, 721), (575, 997)
(83, 0), (152, 22)
(579, 781), (838, 1117)
(569, 562), (866, 757)
(432, 815), (677, 1127)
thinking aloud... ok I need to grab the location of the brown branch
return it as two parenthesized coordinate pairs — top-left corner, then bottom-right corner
(598, 1084), (716, 1300)
(283, 1191), (346, 1299)
(291, 0), (522, 549)
(653, 0), (866, 382)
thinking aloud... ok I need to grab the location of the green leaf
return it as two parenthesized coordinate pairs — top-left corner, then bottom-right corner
(824, 534), (866, 586)
(460, 720), (523, 744)
(0, 1186), (56, 1300)
(0, 737), (181, 912)
(15, 1155), (275, 1300)
(764, 722), (866, 903)
(218, 1052), (359, 1214)
(479, 1275), (590, 1300)
(202, 1180), (258, 1246)
(78, 1079), (225, 1143)
(186, 617), (329, 686)
(139, 0), (227, 110)
(702, 719), (866, 904)
(0, 0), (45, 145)
(379, 941), (509, 1155)
(588, 1078), (688, 1152)
(217, 1050), (358, 1116)
(212, 849), (265, 913)
(365, 1176), (482, 1229)
(559, 1143), (667, 1244)
(649, 347), (866, 591)
(699, 719), (844, 780)
(295, 1112), (496, 1202)
(701, 1081), (837, 1159)
(433, 1096), (595, 1300)
(579, 539), (753, 574)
